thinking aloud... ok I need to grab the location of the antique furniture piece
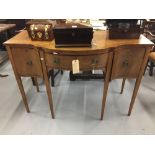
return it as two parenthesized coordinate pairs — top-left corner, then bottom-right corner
(100, 45), (151, 119)
(4, 30), (153, 120)
(5, 44), (55, 118)
(106, 19), (141, 39)
(26, 20), (54, 41)
(53, 23), (93, 47)
(0, 24), (16, 77)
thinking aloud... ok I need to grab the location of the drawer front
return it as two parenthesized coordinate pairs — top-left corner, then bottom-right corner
(11, 47), (43, 77)
(45, 53), (109, 71)
(111, 46), (146, 79)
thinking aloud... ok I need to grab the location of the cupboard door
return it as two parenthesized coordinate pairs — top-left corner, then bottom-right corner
(11, 47), (43, 77)
(111, 46), (146, 79)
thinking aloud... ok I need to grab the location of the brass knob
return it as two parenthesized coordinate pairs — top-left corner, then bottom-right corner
(54, 58), (60, 64)
(26, 60), (32, 66)
(91, 59), (98, 65)
(122, 60), (128, 67)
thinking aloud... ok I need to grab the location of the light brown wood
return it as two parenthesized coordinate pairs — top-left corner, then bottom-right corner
(4, 30), (154, 120)
(100, 45), (153, 119)
(4, 30), (153, 54)
(128, 46), (152, 116)
(44, 51), (108, 71)
(101, 51), (113, 120)
(5, 45), (43, 113)
(6, 46), (30, 113)
(10, 45), (43, 77)
(111, 45), (147, 79)
(39, 50), (55, 119)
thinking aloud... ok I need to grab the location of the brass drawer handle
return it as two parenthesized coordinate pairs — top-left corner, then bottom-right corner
(91, 59), (98, 65)
(54, 58), (60, 64)
(26, 60), (33, 66)
(122, 60), (129, 67)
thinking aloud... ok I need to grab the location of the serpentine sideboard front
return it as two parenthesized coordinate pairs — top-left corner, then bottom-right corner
(4, 30), (153, 120)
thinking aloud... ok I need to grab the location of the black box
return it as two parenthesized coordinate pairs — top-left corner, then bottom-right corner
(106, 19), (141, 39)
(53, 23), (93, 47)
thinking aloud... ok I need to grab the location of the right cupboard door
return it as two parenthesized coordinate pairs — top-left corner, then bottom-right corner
(111, 45), (146, 80)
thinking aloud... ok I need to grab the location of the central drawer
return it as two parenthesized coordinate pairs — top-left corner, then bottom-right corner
(44, 53), (109, 71)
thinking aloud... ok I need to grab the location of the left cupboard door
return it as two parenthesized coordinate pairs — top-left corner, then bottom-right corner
(10, 46), (43, 77)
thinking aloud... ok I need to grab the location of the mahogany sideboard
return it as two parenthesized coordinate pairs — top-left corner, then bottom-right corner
(4, 30), (154, 120)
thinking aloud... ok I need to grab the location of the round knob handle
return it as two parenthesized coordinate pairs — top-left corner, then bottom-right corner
(26, 60), (33, 66)
(122, 60), (128, 67)
(54, 58), (60, 64)
(91, 59), (98, 65)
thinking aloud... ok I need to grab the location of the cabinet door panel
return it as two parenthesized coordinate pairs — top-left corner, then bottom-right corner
(111, 46), (146, 79)
(11, 47), (43, 77)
